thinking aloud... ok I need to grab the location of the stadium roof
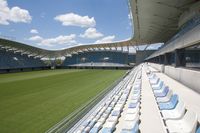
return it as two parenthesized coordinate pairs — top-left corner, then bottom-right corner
(0, 0), (197, 58)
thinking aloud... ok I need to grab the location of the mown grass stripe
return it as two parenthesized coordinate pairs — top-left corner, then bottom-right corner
(0, 69), (126, 133)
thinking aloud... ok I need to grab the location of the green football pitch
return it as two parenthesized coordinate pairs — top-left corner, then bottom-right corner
(0, 69), (126, 133)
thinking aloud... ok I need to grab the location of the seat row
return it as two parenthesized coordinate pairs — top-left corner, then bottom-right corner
(75, 67), (142, 133)
(146, 68), (199, 133)
(120, 73), (141, 133)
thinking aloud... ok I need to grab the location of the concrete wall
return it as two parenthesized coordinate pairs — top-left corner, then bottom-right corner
(149, 63), (163, 72)
(149, 63), (200, 94)
(136, 50), (156, 64)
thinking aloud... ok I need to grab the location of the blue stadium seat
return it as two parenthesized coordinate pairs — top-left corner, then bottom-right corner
(154, 86), (169, 97)
(89, 127), (99, 133)
(128, 102), (138, 108)
(152, 81), (164, 90)
(121, 122), (139, 133)
(111, 110), (121, 116)
(150, 77), (160, 85)
(101, 127), (113, 133)
(159, 94), (178, 110)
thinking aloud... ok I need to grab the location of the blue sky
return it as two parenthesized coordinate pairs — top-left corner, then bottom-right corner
(0, 0), (133, 50)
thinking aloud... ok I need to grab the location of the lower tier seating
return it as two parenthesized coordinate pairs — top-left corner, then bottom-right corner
(146, 66), (199, 133)
(70, 64), (200, 133)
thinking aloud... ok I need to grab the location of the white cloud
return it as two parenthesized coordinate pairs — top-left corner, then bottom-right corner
(28, 34), (76, 47)
(40, 34), (76, 46)
(30, 29), (38, 34)
(80, 28), (103, 39)
(54, 12), (96, 28)
(28, 35), (43, 41)
(29, 34), (76, 47)
(0, 0), (32, 25)
(95, 35), (115, 44)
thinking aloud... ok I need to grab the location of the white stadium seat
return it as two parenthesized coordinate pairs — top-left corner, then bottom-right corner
(166, 110), (198, 133)
(157, 89), (173, 103)
(162, 100), (185, 120)
(124, 112), (139, 121)
(127, 104), (140, 114)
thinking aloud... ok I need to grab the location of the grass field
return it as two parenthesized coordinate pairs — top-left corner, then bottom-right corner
(0, 69), (125, 133)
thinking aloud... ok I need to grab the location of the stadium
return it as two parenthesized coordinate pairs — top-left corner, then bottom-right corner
(0, 0), (200, 133)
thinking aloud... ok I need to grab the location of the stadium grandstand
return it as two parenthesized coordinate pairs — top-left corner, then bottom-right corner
(0, 0), (200, 133)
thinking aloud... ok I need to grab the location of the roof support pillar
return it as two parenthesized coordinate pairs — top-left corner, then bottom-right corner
(175, 49), (185, 67)
(164, 53), (169, 65)
(115, 46), (117, 51)
(127, 45), (130, 53)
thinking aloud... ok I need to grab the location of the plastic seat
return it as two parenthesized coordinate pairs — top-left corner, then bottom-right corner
(83, 126), (91, 132)
(148, 73), (156, 79)
(133, 90), (141, 95)
(159, 94), (178, 110)
(105, 107), (112, 114)
(120, 121), (139, 133)
(146, 69), (151, 74)
(149, 77), (159, 85)
(130, 98), (140, 104)
(128, 102), (139, 108)
(89, 122), (103, 133)
(154, 86), (169, 98)
(124, 112), (139, 121)
(109, 102), (116, 108)
(131, 94), (140, 101)
(117, 100), (126, 106)
(89, 127), (99, 133)
(111, 110), (121, 117)
(162, 100), (185, 120)
(98, 116), (107, 123)
(107, 116), (118, 122)
(101, 127), (112, 133)
(87, 119), (97, 128)
(133, 84), (141, 90)
(102, 121), (117, 133)
(114, 104), (124, 112)
(82, 120), (90, 128)
(153, 85), (166, 93)
(157, 89), (173, 103)
(166, 111), (198, 133)
(76, 127), (84, 133)
(127, 104), (140, 114)
(152, 81), (164, 90)
(134, 80), (141, 85)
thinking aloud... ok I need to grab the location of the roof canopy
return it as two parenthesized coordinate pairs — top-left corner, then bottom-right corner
(0, 0), (197, 58)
